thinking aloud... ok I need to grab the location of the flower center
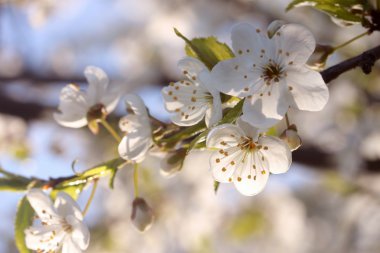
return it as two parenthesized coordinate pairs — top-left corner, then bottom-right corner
(262, 62), (283, 84)
(239, 137), (257, 151)
(87, 103), (107, 121)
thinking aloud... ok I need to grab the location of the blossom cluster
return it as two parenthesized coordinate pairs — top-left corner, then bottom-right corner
(24, 21), (328, 252)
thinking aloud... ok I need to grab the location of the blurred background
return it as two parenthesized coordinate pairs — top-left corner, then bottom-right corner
(1, 0), (380, 252)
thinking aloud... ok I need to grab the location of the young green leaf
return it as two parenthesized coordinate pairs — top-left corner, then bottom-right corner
(286, 0), (371, 24)
(15, 197), (34, 253)
(174, 28), (234, 69)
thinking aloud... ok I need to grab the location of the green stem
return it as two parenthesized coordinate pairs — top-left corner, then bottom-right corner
(133, 163), (139, 197)
(100, 119), (122, 142)
(333, 31), (369, 51)
(377, 0), (380, 10)
(82, 179), (98, 216)
(285, 113), (290, 128)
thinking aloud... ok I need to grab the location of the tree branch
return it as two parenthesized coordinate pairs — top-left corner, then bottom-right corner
(321, 44), (380, 83)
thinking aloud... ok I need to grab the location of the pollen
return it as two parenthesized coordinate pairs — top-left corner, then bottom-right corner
(216, 158), (220, 163)
(289, 86), (293, 91)
(237, 177), (242, 182)
(230, 161), (235, 165)
(183, 70), (188, 75)
(256, 28), (261, 33)
(222, 167), (226, 172)
(191, 97), (196, 102)
(238, 50), (243, 55)
(168, 91), (173, 95)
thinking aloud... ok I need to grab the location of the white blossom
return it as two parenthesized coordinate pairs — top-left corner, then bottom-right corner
(162, 57), (222, 127)
(54, 66), (123, 128)
(25, 189), (89, 253)
(206, 118), (292, 196)
(118, 94), (153, 163)
(210, 22), (329, 128)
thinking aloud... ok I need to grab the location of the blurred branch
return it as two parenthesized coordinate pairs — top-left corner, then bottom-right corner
(0, 71), (85, 84)
(321, 44), (380, 83)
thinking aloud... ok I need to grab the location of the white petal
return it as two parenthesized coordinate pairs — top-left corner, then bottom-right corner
(274, 24), (316, 65)
(210, 147), (243, 183)
(101, 91), (121, 114)
(231, 23), (266, 57)
(206, 124), (245, 149)
(27, 189), (58, 222)
(233, 152), (269, 196)
(241, 82), (290, 128)
(54, 84), (88, 128)
(170, 105), (207, 126)
(66, 216), (90, 250)
(84, 66), (109, 105)
(25, 225), (64, 251)
(118, 133), (152, 162)
(177, 57), (208, 79)
(286, 67), (329, 111)
(119, 114), (144, 133)
(125, 94), (149, 118)
(198, 71), (222, 128)
(54, 192), (83, 221)
(258, 136), (292, 174)
(236, 117), (259, 140)
(62, 236), (82, 253)
(210, 55), (260, 97)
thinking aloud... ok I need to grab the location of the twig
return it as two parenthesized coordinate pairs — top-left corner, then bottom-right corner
(321, 44), (380, 83)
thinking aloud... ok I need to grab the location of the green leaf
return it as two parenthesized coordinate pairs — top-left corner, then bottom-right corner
(219, 99), (244, 124)
(286, 0), (371, 24)
(174, 28), (234, 69)
(15, 197), (34, 253)
(51, 185), (84, 200)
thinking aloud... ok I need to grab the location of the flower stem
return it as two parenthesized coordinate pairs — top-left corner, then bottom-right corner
(100, 119), (122, 142)
(285, 113), (290, 128)
(377, 0), (380, 10)
(333, 31), (369, 51)
(133, 163), (139, 197)
(82, 179), (98, 216)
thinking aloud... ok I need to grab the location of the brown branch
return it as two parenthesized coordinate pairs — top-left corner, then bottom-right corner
(321, 44), (380, 83)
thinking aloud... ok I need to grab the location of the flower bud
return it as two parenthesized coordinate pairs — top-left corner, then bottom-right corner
(280, 125), (302, 151)
(307, 44), (334, 70)
(131, 197), (154, 232)
(267, 20), (286, 38)
(160, 149), (186, 177)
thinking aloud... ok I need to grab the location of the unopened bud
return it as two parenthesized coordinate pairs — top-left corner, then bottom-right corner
(160, 149), (186, 177)
(131, 197), (154, 232)
(280, 125), (302, 151)
(307, 44), (334, 70)
(267, 20), (286, 38)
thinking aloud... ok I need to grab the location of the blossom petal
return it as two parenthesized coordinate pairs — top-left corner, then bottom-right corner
(177, 57), (207, 80)
(210, 147), (244, 183)
(206, 124), (245, 149)
(84, 66), (109, 105)
(231, 23), (267, 57)
(54, 84), (88, 128)
(170, 105), (208, 126)
(241, 82), (290, 128)
(259, 136), (292, 174)
(62, 236), (82, 253)
(286, 66), (329, 111)
(210, 55), (261, 97)
(25, 225), (64, 251)
(236, 117), (259, 140)
(119, 114), (144, 133)
(274, 24), (316, 65)
(125, 94), (148, 118)
(118, 132), (152, 162)
(67, 216), (90, 250)
(26, 189), (58, 223)
(54, 192), (83, 221)
(233, 152), (269, 196)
